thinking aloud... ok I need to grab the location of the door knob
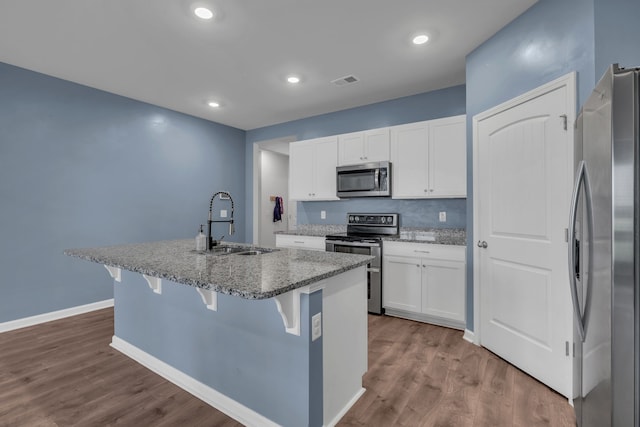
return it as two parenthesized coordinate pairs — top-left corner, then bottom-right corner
(477, 240), (488, 248)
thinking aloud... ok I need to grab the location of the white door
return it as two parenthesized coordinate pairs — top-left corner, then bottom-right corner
(475, 75), (575, 398)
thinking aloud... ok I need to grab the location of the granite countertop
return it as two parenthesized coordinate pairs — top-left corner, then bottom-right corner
(65, 239), (373, 300)
(277, 225), (466, 246)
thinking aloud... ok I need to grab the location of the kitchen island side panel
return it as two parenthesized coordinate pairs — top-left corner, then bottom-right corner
(113, 270), (321, 427)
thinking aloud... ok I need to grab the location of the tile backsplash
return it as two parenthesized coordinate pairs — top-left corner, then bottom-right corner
(297, 198), (466, 229)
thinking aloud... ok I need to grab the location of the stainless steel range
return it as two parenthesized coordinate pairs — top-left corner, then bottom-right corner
(325, 213), (399, 314)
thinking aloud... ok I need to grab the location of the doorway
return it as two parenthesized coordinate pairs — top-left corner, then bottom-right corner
(473, 73), (576, 398)
(252, 136), (297, 247)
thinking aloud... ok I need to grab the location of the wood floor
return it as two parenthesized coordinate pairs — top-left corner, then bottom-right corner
(0, 308), (575, 426)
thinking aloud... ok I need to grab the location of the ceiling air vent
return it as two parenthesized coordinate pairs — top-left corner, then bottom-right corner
(331, 75), (359, 86)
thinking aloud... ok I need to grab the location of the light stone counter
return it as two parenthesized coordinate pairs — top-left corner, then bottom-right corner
(276, 225), (467, 246)
(65, 239), (372, 299)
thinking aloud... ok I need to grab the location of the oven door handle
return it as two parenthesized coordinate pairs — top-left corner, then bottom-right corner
(326, 240), (380, 248)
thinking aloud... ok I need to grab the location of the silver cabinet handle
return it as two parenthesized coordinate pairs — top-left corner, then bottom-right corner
(414, 250), (430, 254)
(568, 160), (594, 342)
(477, 240), (488, 248)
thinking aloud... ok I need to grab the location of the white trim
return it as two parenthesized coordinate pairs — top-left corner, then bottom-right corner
(463, 329), (478, 345)
(252, 136), (296, 245)
(252, 143), (261, 245)
(104, 265), (121, 282)
(110, 336), (280, 427)
(0, 299), (114, 333)
(142, 274), (162, 294)
(324, 387), (366, 427)
(274, 281), (326, 335)
(196, 288), (218, 311)
(472, 71), (577, 346)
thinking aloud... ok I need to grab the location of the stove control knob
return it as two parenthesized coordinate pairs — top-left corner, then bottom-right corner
(354, 216), (360, 222)
(349, 215), (354, 222)
(387, 216), (394, 224)
(381, 217), (386, 223)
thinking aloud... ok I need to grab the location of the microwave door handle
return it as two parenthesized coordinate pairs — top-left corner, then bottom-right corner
(374, 169), (380, 190)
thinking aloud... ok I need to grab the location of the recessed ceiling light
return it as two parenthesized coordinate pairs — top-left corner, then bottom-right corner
(287, 76), (301, 84)
(412, 34), (430, 45)
(194, 7), (214, 20)
(208, 101), (220, 108)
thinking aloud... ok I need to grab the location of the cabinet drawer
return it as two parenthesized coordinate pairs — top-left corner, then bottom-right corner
(383, 241), (465, 262)
(275, 234), (326, 251)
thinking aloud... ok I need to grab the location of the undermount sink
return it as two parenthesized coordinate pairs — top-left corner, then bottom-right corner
(208, 246), (246, 255)
(236, 250), (266, 256)
(194, 246), (279, 256)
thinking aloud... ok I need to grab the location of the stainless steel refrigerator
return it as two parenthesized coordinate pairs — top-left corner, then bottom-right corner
(569, 64), (639, 426)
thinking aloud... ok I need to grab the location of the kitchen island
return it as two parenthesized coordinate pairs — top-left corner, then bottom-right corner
(65, 240), (373, 427)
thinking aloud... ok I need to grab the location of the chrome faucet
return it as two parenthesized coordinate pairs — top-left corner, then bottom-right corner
(207, 191), (235, 250)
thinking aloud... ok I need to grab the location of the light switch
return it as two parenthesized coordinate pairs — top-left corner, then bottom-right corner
(311, 312), (322, 341)
(439, 211), (446, 222)
(320, 210), (326, 220)
(220, 210), (227, 218)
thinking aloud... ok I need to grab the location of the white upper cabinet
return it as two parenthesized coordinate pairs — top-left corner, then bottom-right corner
(289, 136), (339, 201)
(390, 115), (466, 198)
(338, 128), (390, 166)
(428, 115), (467, 197)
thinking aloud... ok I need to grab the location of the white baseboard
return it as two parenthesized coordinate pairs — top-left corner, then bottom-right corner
(110, 336), (280, 427)
(0, 299), (114, 333)
(463, 329), (478, 345)
(325, 387), (366, 427)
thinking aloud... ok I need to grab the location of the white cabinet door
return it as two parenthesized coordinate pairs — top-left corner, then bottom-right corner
(289, 142), (315, 200)
(338, 132), (365, 165)
(313, 137), (338, 199)
(428, 115), (467, 197)
(421, 259), (465, 322)
(390, 122), (429, 198)
(384, 241), (466, 327)
(338, 128), (389, 165)
(289, 137), (338, 200)
(363, 128), (390, 163)
(382, 255), (422, 312)
(390, 116), (466, 199)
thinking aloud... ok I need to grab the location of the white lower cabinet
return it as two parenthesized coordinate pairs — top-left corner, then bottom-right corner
(382, 241), (465, 329)
(275, 234), (326, 251)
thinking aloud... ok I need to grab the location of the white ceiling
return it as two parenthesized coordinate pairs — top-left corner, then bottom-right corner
(0, 0), (537, 130)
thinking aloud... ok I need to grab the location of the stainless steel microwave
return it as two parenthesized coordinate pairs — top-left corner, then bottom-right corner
(336, 161), (391, 197)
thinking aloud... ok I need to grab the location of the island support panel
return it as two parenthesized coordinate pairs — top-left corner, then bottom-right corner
(110, 267), (367, 427)
(112, 270), (322, 427)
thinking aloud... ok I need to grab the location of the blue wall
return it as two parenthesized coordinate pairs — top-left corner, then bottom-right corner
(0, 62), (246, 323)
(114, 271), (323, 426)
(244, 85), (467, 239)
(594, 0), (640, 77)
(465, 0), (595, 331)
(465, 0), (640, 331)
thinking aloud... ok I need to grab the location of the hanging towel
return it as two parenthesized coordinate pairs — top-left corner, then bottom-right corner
(273, 196), (284, 222)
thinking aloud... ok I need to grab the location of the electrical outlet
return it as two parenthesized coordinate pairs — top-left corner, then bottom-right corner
(321, 210), (326, 220)
(439, 211), (446, 222)
(311, 312), (322, 341)
(220, 210), (227, 218)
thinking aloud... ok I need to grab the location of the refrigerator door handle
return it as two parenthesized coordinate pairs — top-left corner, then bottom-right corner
(568, 160), (595, 342)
